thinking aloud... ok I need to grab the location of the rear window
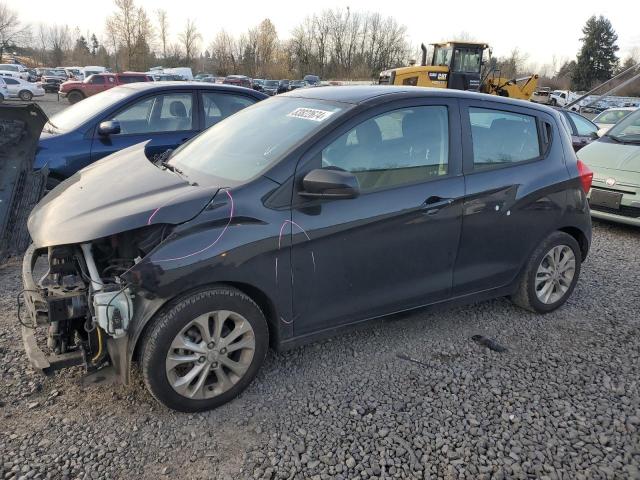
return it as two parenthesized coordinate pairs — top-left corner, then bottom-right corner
(469, 107), (540, 170)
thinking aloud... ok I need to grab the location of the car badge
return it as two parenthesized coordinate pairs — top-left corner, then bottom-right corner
(605, 178), (616, 187)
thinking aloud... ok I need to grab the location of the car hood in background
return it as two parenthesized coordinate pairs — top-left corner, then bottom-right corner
(579, 139), (640, 173)
(28, 142), (220, 247)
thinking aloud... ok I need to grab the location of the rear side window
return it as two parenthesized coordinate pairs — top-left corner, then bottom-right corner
(567, 112), (597, 136)
(201, 92), (256, 128)
(322, 106), (449, 192)
(469, 107), (540, 170)
(90, 75), (105, 85)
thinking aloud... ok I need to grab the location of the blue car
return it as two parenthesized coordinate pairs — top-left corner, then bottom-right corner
(37, 82), (267, 189)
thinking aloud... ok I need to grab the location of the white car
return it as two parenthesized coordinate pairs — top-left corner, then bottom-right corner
(0, 77), (9, 102)
(592, 107), (637, 135)
(0, 63), (29, 80)
(1, 76), (45, 101)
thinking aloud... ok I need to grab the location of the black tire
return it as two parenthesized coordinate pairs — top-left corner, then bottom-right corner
(67, 91), (84, 104)
(0, 94), (4, 103)
(511, 231), (581, 313)
(141, 286), (269, 412)
(19, 90), (33, 101)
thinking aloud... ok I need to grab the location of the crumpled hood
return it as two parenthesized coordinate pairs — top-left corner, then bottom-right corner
(578, 139), (640, 173)
(28, 142), (220, 247)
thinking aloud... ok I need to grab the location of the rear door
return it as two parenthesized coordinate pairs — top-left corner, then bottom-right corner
(453, 99), (570, 295)
(290, 98), (465, 335)
(90, 90), (199, 165)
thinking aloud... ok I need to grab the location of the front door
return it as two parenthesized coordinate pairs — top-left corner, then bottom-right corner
(290, 99), (464, 336)
(90, 91), (198, 167)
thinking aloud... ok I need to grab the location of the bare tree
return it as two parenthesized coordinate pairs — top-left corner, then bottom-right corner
(0, 2), (29, 61)
(178, 19), (201, 65)
(48, 25), (71, 66)
(156, 9), (168, 61)
(106, 0), (154, 70)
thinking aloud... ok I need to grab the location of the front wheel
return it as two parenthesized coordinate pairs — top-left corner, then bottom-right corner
(19, 90), (33, 101)
(511, 231), (581, 313)
(141, 286), (269, 412)
(67, 91), (84, 104)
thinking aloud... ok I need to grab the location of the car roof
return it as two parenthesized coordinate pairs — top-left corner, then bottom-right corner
(282, 85), (558, 112)
(116, 81), (264, 96)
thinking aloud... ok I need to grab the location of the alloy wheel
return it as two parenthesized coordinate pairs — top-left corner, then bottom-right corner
(535, 245), (576, 304)
(165, 310), (256, 399)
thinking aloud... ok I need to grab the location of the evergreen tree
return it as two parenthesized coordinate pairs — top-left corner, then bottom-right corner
(90, 34), (99, 56)
(572, 15), (619, 90)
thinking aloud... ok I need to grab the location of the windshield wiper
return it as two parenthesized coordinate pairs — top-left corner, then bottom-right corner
(607, 134), (640, 144)
(160, 160), (184, 175)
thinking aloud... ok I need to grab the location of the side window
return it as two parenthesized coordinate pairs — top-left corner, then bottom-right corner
(568, 112), (597, 136)
(469, 107), (540, 170)
(321, 106), (449, 193)
(4, 77), (18, 85)
(106, 76), (116, 85)
(110, 93), (193, 134)
(157, 93), (193, 131)
(402, 76), (418, 86)
(91, 75), (105, 85)
(201, 92), (256, 128)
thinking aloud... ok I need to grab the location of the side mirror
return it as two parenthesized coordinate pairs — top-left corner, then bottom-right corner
(98, 120), (121, 136)
(590, 130), (600, 140)
(300, 168), (360, 199)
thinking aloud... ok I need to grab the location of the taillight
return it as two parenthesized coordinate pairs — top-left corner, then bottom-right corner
(577, 159), (593, 193)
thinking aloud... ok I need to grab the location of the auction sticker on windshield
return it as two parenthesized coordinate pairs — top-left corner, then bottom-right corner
(287, 107), (335, 122)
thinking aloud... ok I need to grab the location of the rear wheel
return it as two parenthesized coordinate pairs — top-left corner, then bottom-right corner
(511, 231), (581, 313)
(141, 286), (268, 412)
(67, 91), (84, 104)
(19, 90), (33, 101)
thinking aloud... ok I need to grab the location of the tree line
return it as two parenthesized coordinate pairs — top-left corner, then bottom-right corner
(1, 1), (638, 93)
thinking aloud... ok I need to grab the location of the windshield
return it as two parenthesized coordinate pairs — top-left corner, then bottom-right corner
(594, 109), (634, 125)
(169, 97), (350, 184)
(433, 47), (453, 67)
(452, 47), (483, 73)
(607, 109), (640, 143)
(45, 87), (133, 133)
(264, 80), (278, 87)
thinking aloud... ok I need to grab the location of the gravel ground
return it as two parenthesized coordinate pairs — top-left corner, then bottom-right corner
(1, 220), (639, 480)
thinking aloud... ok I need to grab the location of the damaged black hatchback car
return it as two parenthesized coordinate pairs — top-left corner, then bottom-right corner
(22, 86), (592, 412)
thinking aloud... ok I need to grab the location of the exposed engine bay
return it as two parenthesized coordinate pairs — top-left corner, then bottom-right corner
(23, 224), (169, 371)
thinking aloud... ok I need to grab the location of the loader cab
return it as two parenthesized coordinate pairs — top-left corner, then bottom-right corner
(431, 42), (488, 92)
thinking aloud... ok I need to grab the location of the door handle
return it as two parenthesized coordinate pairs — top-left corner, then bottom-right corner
(422, 196), (454, 212)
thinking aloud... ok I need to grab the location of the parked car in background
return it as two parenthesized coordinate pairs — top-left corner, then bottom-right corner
(35, 81), (267, 188)
(21, 86), (592, 412)
(262, 79), (279, 96)
(555, 108), (600, 151)
(41, 69), (68, 93)
(303, 74), (321, 86)
(194, 73), (214, 81)
(531, 86), (551, 104)
(549, 90), (579, 109)
(252, 78), (264, 91)
(0, 63), (29, 80)
(64, 67), (83, 80)
(578, 108), (640, 227)
(223, 75), (252, 88)
(289, 80), (308, 90)
(1, 76), (45, 100)
(163, 67), (194, 80)
(81, 66), (107, 79)
(0, 77), (9, 102)
(59, 72), (152, 103)
(26, 69), (38, 82)
(278, 79), (290, 93)
(592, 107), (637, 134)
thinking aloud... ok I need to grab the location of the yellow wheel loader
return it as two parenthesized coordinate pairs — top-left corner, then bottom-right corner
(379, 41), (539, 101)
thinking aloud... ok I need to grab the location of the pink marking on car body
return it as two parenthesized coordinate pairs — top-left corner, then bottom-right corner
(154, 189), (234, 263)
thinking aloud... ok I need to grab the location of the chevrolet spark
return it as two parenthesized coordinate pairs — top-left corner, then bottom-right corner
(22, 87), (592, 412)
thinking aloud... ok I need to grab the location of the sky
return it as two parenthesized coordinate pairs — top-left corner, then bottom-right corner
(9, 0), (640, 68)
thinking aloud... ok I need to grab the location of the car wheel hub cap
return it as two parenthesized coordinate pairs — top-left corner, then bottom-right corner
(165, 310), (256, 399)
(535, 245), (576, 305)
